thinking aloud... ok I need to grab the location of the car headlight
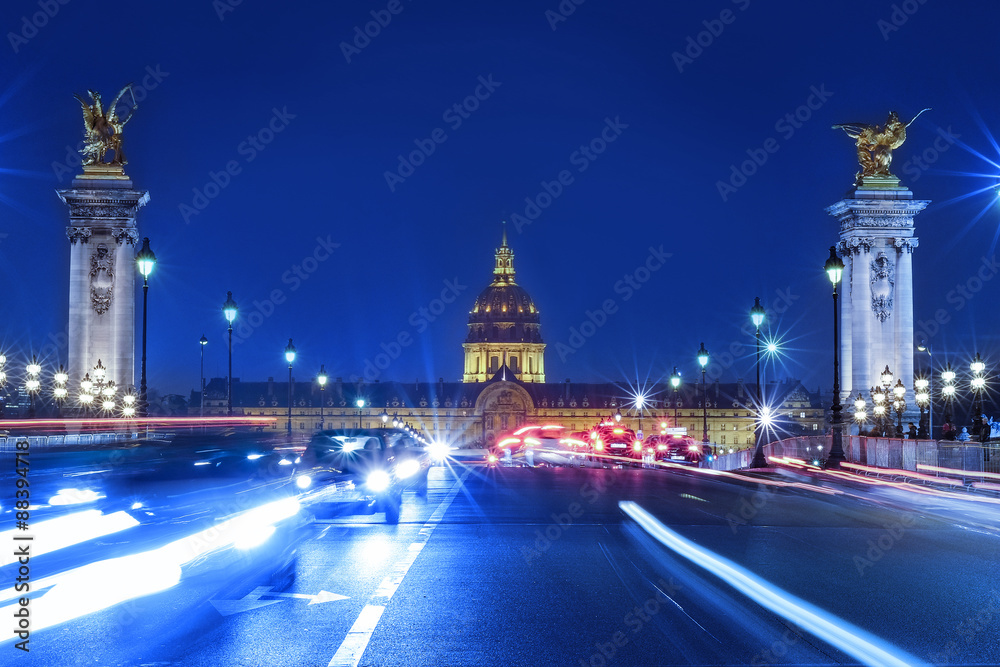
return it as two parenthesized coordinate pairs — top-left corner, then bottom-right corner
(428, 442), (450, 461)
(657, 444), (667, 451)
(632, 442), (642, 452)
(367, 470), (391, 492)
(395, 459), (420, 479)
(296, 474), (312, 489)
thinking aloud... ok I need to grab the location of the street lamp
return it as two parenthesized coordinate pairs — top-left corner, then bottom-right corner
(916, 341), (933, 438)
(614, 408), (622, 423)
(356, 398), (365, 429)
(25, 358), (41, 418)
(824, 246), (846, 468)
(971, 353), (986, 435)
(284, 339), (296, 437)
(914, 378), (930, 439)
(317, 364), (328, 430)
(392, 412), (400, 428)
(669, 367), (681, 430)
(53, 365), (69, 415)
(380, 409), (389, 429)
(697, 343), (710, 454)
(79, 373), (94, 412)
(854, 392), (867, 428)
(871, 385), (887, 436)
(880, 365), (893, 389)
(749, 296), (767, 468)
(892, 378), (906, 437)
(941, 367), (956, 428)
(223, 292), (238, 416)
(136, 237), (156, 417)
(0, 353), (6, 417)
(199, 335), (208, 418)
(122, 388), (137, 418)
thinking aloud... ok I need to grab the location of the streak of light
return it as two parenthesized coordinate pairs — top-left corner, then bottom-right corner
(620, 501), (925, 667)
(0, 510), (138, 567)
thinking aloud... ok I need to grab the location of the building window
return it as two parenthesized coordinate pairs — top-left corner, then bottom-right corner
(721, 436), (726, 444)
(490, 356), (499, 373)
(746, 437), (752, 445)
(800, 411), (806, 418)
(813, 423), (818, 431)
(510, 356), (519, 373)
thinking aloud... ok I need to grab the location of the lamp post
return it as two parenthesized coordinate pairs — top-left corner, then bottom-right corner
(135, 237), (156, 417)
(284, 339), (296, 437)
(632, 394), (646, 438)
(199, 335), (208, 418)
(223, 292), (238, 416)
(971, 353), (986, 435)
(914, 378), (930, 439)
(697, 343), (710, 454)
(122, 387), (137, 418)
(380, 409), (389, 430)
(916, 341), (933, 438)
(892, 378), (906, 437)
(0, 354), (6, 417)
(669, 367), (681, 430)
(392, 412), (400, 428)
(25, 358), (41, 418)
(79, 373), (94, 414)
(871, 385), (886, 436)
(941, 366), (956, 428)
(854, 393), (867, 431)
(53, 365), (68, 416)
(317, 364), (328, 430)
(614, 408), (622, 423)
(356, 398), (365, 429)
(749, 297), (767, 468)
(824, 246), (846, 467)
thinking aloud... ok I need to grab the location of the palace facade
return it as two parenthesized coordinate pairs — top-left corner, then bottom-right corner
(196, 229), (826, 447)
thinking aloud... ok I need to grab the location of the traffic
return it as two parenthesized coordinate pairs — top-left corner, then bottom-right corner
(486, 417), (708, 468)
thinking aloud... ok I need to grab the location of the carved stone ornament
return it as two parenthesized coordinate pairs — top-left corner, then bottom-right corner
(89, 244), (115, 315)
(891, 237), (919, 253)
(68, 202), (140, 219)
(113, 228), (139, 246)
(67, 227), (93, 244)
(870, 252), (895, 323)
(838, 236), (875, 256)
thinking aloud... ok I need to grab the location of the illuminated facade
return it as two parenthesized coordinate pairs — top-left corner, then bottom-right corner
(195, 226), (824, 448)
(200, 376), (824, 450)
(462, 226), (545, 383)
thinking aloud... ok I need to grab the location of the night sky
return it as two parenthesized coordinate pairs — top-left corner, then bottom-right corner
(2, 1), (999, 399)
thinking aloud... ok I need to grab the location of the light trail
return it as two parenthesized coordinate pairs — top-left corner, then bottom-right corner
(620, 501), (925, 667)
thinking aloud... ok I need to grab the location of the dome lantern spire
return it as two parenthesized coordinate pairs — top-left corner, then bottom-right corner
(493, 221), (515, 282)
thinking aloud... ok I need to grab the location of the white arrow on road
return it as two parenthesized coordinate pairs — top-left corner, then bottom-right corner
(211, 586), (349, 616)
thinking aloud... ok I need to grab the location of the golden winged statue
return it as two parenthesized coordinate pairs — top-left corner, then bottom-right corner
(74, 84), (137, 166)
(833, 108), (930, 185)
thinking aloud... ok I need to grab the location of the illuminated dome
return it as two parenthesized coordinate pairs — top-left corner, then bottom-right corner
(466, 227), (542, 344)
(462, 224), (546, 383)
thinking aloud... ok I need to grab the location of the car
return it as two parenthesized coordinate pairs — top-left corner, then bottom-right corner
(293, 429), (429, 524)
(662, 434), (705, 464)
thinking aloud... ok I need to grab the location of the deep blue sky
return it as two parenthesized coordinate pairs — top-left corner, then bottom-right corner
(2, 1), (1000, 398)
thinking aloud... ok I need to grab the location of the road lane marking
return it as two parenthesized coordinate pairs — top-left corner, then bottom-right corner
(328, 470), (470, 667)
(210, 586), (349, 615)
(620, 501), (925, 667)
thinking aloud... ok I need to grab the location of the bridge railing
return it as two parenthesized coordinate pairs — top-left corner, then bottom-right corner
(707, 434), (994, 473)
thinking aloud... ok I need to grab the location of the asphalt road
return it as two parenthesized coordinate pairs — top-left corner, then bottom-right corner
(5, 459), (1000, 666)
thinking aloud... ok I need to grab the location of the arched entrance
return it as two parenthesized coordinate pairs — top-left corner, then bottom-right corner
(474, 381), (535, 447)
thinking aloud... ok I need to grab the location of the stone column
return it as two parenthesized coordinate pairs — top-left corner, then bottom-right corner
(827, 176), (927, 421)
(58, 164), (149, 394)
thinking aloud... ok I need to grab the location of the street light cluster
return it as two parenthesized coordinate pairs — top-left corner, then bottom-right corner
(851, 355), (990, 439)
